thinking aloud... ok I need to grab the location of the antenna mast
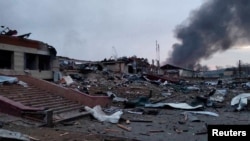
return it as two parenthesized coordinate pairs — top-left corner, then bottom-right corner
(156, 40), (160, 74)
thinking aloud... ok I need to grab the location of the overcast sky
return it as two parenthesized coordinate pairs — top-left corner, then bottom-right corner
(1, 0), (249, 69)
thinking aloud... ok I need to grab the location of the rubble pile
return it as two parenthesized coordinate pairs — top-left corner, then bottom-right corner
(1, 67), (250, 140)
(50, 67), (250, 140)
(56, 68), (250, 110)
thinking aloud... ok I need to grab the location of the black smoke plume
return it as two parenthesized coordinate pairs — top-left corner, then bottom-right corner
(167, 0), (250, 69)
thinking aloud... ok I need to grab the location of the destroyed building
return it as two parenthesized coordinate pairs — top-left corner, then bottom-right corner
(160, 64), (197, 78)
(59, 56), (151, 75)
(0, 30), (58, 80)
(0, 28), (111, 127)
(100, 57), (150, 74)
(101, 60), (127, 73)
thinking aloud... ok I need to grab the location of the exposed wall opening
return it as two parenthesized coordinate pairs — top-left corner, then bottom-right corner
(39, 55), (51, 71)
(128, 65), (133, 73)
(25, 53), (37, 70)
(0, 49), (13, 69)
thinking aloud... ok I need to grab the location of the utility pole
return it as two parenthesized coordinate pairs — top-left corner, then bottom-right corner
(155, 40), (160, 74)
(238, 60), (242, 78)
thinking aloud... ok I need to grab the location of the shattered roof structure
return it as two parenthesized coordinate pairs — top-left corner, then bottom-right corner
(0, 27), (58, 79)
(161, 63), (194, 72)
(0, 34), (57, 56)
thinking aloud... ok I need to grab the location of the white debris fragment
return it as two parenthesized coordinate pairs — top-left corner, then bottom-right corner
(84, 105), (123, 123)
(0, 76), (18, 84)
(187, 86), (200, 91)
(161, 92), (171, 97)
(17, 81), (28, 87)
(145, 103), (203, 110)
(107, 91), (128, 102)
(209, 89), (227, 102)
(231, 93), (250, 111)
(61, 76), (74, 86)
(182, 111), (219, 117)
(0, 129), (30, 141)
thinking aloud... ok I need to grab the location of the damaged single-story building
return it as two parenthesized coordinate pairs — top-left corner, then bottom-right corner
(198, 69), (226, 78)
(101, 60), (127, 73)
(160, 64), (197, 78)
(0, 33), (58, 79)
(100, 57), (150, 74)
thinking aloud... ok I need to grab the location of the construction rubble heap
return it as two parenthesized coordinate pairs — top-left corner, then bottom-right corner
(0, 67), (250, 141)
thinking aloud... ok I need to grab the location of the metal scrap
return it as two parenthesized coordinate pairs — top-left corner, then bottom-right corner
(0, 129), (30, 141)
(231, 93), (250, 111)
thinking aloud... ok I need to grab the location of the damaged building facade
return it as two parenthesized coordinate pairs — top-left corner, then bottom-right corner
(58, 56), (151, 75)
(160, 64), (197, 78)
(0, 34), (58, 79)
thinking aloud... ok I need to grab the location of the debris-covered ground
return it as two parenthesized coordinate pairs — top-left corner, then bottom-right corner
(1, 70), (250, 141)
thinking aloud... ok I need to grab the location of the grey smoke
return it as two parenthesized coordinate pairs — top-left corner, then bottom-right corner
(167, 0), (250, 69)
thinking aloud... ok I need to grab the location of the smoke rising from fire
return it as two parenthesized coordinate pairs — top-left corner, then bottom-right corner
(167, 0), (250, 69)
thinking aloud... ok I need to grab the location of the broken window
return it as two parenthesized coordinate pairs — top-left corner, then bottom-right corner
(0, 49), (13, 69)
(38, 55), (51, 71)
(25, 53), (37, 70)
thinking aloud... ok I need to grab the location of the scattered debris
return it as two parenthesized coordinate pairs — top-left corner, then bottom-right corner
(0, 129), (30, 141)
(194, 130), (207, 135)
(104, 128), (121, 133)
(186, 86), (200, 91)
(231, 93), (250, 111)
(1, 56), (250, 141)
(126, 110), (143, 115)
(182, 111), (219, 117)
(124, 92), (152, 108)
(173, 126), (186, 134)
(129, 119), (153, 123)
(27, 135), (40, 141)
(149, 130), (164, 133)
(107, 91), (128, 102)
(0, 76), (18, 84)
(161, 92), (171, 97)
(182, 111), (219, 122)
(59, 132), (69, 136)
(209, 89), (227, 102)
(117, 124), (132, 132)
(126, 119), (130, 124)
(60, 75), (74, 86)
(145, 103), (203, 110)
(17, 81), (28, 87)
(84, 105), (123, 123)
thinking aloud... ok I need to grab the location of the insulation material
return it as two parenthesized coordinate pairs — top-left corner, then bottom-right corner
(0, 76), (18, 83)
(231, 93), (250, 111)
(61, 76), (74, 86)
(145, 103), (203, 110)
(85, 105), (123, 123)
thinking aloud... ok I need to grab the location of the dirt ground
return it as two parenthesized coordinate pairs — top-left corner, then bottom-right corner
(2, 96), (250, 141)
(1, 73), (250, 141)
(1, 101), (250, 141)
